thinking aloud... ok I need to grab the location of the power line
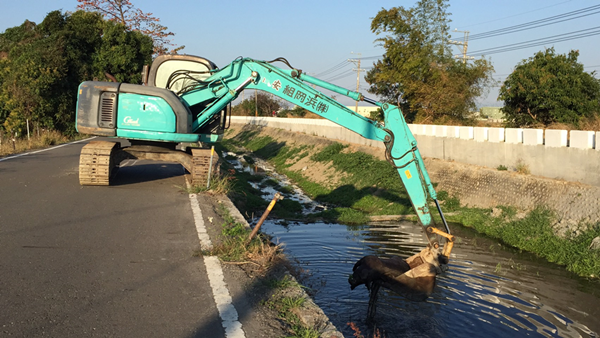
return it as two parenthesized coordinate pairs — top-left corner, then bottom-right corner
(360, 55), (382, 60)
(470, 26), (600, 56)
(456, 0), (574, 29)
(323, 71), (354, 82)
(314, 60), (351, 77)
(461, 5), (600, 41)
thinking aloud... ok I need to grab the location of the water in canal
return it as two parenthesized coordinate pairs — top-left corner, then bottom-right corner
(227, 154), (600, 338)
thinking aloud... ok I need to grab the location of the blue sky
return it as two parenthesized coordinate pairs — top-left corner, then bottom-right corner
(1, 0), (599, 107)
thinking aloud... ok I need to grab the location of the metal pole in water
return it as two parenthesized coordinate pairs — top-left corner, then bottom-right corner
(248, 192), (283, 242)
(206, 146), (215, 189)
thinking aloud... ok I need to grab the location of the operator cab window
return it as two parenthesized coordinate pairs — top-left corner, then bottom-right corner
(149, 55), (218, 94)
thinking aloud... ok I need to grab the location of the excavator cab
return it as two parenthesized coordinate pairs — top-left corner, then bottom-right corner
(145, 54), (227, 137)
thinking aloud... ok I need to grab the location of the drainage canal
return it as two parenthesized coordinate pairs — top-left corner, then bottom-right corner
(226, 153), (600, 338)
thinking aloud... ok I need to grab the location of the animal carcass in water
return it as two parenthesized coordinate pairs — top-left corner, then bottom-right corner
(349, 245), (448, 302)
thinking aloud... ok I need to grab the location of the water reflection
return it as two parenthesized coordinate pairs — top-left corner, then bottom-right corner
(261, 221), (599, 338)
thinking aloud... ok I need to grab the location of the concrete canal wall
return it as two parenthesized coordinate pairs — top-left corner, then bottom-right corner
(230, 116), (600, 187)
(230, 117), (600, 226)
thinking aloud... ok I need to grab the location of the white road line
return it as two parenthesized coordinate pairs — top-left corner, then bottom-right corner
(188, 192), (246, 338)
(204, 256), (245, 338)
(0, 137), (96, 162)
(189, 194), (213, 251)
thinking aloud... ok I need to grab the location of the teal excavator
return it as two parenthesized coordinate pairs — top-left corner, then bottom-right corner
(76, 54), (454, 300)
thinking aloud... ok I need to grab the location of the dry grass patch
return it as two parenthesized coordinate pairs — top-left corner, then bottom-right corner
(0, 130), (69, 157)
(203, 204), (283, 273)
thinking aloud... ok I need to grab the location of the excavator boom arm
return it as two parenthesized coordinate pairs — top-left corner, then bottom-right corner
(181, 58), (447, 231)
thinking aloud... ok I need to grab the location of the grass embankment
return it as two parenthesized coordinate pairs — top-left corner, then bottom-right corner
(202, 203), (280, 266)
(219, 128), (600, 279)
(262, 278), (321, 338)
(220, 130), (415, 224)
(201, 204), (322, 338)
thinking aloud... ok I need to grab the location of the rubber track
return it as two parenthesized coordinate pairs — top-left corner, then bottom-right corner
(79, 141), (117, 186)
(191, 148), (220, 187)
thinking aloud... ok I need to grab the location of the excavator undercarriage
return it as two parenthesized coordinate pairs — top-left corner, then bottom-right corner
(78, 140), (219, 186)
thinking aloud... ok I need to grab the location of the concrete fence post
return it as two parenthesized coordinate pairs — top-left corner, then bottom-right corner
(570, 131), (595, 149)
(545, 130), (568, 148)
(474, 127), (489, 142)
(505, 128), (523, 144)
(459, 126), (474, 140)
(523, 129), (544, 145)
(488, 128), (505, 143)
(448, 126), (460, 138)
(435, 125), (448, 137)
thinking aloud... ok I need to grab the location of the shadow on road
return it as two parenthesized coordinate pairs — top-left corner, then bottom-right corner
(111, 162), (185, 186)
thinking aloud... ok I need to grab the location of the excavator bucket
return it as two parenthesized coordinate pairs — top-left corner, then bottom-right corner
(349, 230), (454, 302)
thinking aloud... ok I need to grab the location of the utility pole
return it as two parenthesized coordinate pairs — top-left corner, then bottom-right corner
(348, 52), (365, 113)
(448, 29), (474, 64)
(254, 90), (258, 117)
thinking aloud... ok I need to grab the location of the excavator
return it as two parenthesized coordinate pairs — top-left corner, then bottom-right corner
(75, 54), (454, 303)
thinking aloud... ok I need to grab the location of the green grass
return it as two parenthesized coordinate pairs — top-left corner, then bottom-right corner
(204, 204), (280, 263)
(226, 170), (270, 218)
(447, 206), (600, 278)
(264, 274), (300, 290)
(263, 294), (319, 338)
(225, 135), (414, 225)
(0, 130), (70, 157)
(186, 173), (235, 195)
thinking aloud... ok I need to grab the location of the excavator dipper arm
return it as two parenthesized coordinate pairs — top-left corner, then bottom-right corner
(179, 58), (451, 242)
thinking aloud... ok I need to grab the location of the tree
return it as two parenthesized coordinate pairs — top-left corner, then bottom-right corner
(93, 20), (153, 83)
(232, 92), (282, 117)
(278, 106), (311, 118)
(77, 0), (183, 55)
(0, 10), (153, 135)
(498, 48), (600, 127)
(365, 0), (494, 124)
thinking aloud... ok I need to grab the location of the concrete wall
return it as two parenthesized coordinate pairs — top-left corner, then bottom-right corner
(230, 117), (600, 187)
(423, 158), (600, 227)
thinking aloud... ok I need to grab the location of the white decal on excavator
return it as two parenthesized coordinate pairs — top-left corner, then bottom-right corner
(261, 78), (282, 91)
(123, 116), (140, 126)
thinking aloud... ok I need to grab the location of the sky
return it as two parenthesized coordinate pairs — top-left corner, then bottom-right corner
(1, 0), (599, 108)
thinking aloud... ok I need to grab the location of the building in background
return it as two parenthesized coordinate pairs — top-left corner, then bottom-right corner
(480, 107), (504, 122)
(347, 106), (380, 117)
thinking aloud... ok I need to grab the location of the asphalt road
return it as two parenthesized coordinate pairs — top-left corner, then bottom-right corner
(0, 139), (226, 337)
